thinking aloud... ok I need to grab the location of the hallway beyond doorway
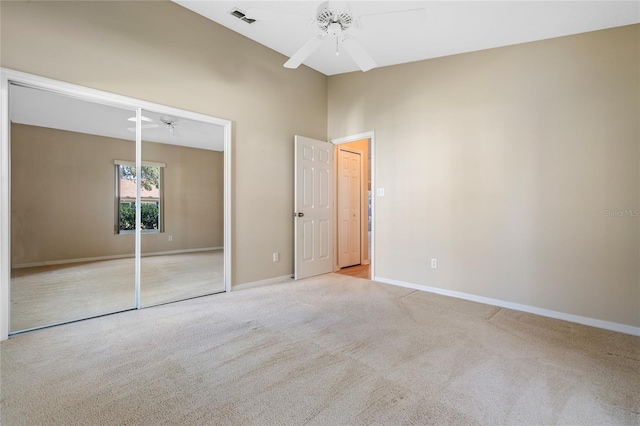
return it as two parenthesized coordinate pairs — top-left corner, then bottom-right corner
(336, 264), (370, 280)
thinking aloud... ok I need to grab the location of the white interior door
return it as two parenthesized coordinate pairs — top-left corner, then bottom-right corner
(294, 135), (334, 280)
(338, 149), (362, 268)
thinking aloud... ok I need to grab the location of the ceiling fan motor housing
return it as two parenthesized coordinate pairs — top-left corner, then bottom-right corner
(316, 3), (353, 31)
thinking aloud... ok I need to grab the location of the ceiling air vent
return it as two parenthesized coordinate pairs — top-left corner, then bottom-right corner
(230, 8), (256, 24)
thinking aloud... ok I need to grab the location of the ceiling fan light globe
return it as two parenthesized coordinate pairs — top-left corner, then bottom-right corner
(328, 22), (342, 37)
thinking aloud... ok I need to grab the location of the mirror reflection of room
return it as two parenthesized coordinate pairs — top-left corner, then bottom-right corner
(139, 110), (225, 307)
(9, 85), (225, 333)
(10, 84), (137, 332)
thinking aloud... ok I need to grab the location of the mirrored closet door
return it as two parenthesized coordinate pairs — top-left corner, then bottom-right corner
(10, 84), (137, 333)
(5, 73), (230, 337)
(139, 110), (226, 307)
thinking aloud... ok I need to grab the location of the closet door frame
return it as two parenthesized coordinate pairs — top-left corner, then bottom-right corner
(0, 68), (232, 341)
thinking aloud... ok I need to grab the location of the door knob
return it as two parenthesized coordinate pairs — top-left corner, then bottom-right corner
(296, 212), (304, 217)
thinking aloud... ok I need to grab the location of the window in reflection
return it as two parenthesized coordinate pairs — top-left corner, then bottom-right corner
(116, 163), (164, 233)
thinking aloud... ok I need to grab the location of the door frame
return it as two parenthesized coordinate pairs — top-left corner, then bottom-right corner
(331, 131), (375, 278)
(0, 68), (233, 341)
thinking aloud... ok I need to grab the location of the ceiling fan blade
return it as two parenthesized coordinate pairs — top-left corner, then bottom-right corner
(315, 1), (330, 17)
(284, 35), (325, 69)
(127, 123), (159, 132)
(127, 115), (154, 123)
(341, 37), (376, 72)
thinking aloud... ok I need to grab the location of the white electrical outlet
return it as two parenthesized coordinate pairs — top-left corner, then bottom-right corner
(431, 258), (437, 269)
(273, 252), (279, 262)
(168, 235), (173, 242)
(376, 188), (385, 196)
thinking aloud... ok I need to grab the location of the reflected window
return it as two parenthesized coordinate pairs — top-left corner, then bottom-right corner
(115, 162), (164, 233)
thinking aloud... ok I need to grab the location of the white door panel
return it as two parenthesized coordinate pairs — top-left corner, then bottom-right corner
(295, 135), (334, 280)
(338, 149), (361, 268)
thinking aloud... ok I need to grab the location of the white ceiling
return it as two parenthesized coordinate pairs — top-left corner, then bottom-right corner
(174, 1), (640, 76)
(10, 85), (225, 151)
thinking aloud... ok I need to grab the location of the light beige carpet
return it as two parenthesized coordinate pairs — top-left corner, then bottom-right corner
(1, 273), (638, 425)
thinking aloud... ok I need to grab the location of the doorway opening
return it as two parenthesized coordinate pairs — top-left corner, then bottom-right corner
(332, 132), (374, 281)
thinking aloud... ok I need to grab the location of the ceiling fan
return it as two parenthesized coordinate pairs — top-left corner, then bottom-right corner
(245, 1), (426, 72)
(126, 115), (158, 133)
(159, 116), (179, 135)
(126, 115), (180, 136)
(284, 1), (375, 72)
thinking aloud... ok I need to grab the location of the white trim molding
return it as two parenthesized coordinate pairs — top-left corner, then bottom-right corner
(114, 159), (167, 168)
(0, 70), (10, 341)
(374, 276), (640, 337)
(232, 275), (293, 291)
(331, 131), (375, 146)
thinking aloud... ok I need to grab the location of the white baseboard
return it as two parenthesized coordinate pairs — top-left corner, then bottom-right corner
(233, 275), (292, 291)
(374, 276), (640, 337)
(12, 247), (223, 269)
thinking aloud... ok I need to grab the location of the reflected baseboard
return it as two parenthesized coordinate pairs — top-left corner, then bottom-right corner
(12, 247), (223, 269)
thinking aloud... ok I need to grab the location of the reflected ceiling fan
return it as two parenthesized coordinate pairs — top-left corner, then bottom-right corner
(126, 116), (158, 133)
(245, 1), (426, 72)
(126, 115), (180, 136)
(159, 116), (180, 135)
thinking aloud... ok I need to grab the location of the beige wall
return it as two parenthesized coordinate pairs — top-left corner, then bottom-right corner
(328, 25), (640, 328)
(0, 1), (328, 283)
(11, 124), (223, 265)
